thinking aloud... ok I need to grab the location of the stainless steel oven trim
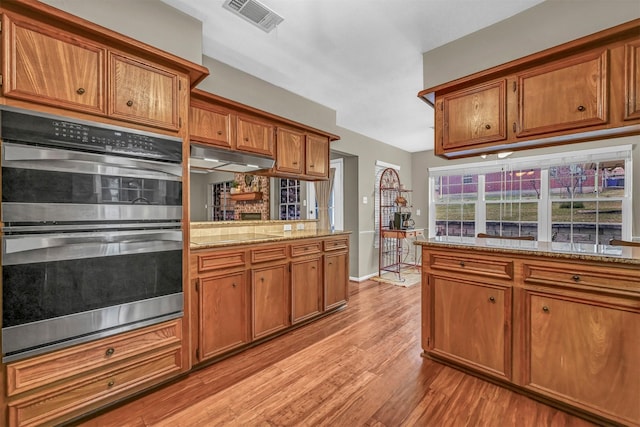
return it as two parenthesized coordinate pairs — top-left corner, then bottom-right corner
(2, 203), (183, 224)
(2, 142), (183, 180)
(3, 228), (183, 265)
(2, 293), (183, 362)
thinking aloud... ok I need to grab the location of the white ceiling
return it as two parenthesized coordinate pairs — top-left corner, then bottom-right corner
(162, 0), (544, 153)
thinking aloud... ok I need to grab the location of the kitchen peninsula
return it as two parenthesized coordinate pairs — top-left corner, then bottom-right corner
(416, 237), (640, 426)
(189, 220), (350, 365)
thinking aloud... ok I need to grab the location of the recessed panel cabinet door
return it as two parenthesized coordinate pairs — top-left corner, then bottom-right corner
(527, 293), (640, 426)
(198, 272), (249, 361)
(306, 133), (329, 178)
(4, 16), (105, 114)
(276, 127), (304, 174)
(517, 49), (608, 137)
(441, 79), (507, 151)
(324, 251), (348, 310)
(252, 263), (289, 339)
(291, 256), (322, 323)
(109, 53), (179, 130)
(625, 40), (640, 121)
(237, 116), (275, 157)
(190, 104), (234, 149)
(431, 276), (511, 380)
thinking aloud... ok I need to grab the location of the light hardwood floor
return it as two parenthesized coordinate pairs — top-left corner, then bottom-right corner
(75, 280), (596, 427)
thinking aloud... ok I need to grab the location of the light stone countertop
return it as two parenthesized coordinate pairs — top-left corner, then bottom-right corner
(415, 237), (640, 266)
(190, 229), (351, 250)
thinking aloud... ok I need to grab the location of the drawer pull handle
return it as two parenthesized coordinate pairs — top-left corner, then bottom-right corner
(459, 261), (465, 267)
(577, 105), (585, 112)
(107, 380), (115, 388)
(105, 347), (115, 357)
(76, 87), (85, 95)
(542, 306), (550, 313)
(126, 100), (134, 107)
(572, 274), (580, 282)
(488, 296), (496, 303)
(485, 124), (491, 130)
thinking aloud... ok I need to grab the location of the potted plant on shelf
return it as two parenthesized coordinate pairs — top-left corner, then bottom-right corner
(230, 180), (240, 194)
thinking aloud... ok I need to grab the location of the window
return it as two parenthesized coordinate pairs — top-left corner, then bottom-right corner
(428, 145), (633, 243)
(278, 178), (301, 220)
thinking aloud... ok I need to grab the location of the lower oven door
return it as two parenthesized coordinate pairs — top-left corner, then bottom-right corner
(1, 227), (183, 361)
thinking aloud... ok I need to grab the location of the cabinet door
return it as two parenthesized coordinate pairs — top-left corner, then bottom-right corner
(517, 49), (608, 137)
(291, 256), (323, 323)
(251, 263), (289, 339)
(237, 116), (275, 157)
(625, 40), (640, 121)
(306, 133), (329, 178)
(441, 79), (507, 150)
(324, 251), (348, 310)
(109, 53), (179, 130)
(526, 293), (640, 425)
(430, 276), (510, 379)
(198, 272), (249, 361)
(190, 103), (234, 149)
(4, 16), (105, 114)
(276, 127), (304, 174)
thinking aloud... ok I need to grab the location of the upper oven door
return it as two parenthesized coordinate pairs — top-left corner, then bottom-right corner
(1, 142), (182, 224)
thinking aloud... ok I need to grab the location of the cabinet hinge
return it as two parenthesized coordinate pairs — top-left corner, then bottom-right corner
(179, 80), (182, 90)
(0, 75), (3, 86)
(195, 348), (199, 359)
(179, 117), (182, 128)
(0, 21), (3, 32)
(512, 81), (516, 92)
(195, 280), (199, 292)
(427, 337), (430, 346)
(288, 264), (291, 273)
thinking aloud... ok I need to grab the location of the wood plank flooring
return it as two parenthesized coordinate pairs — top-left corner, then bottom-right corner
(75, 280), (596, 427)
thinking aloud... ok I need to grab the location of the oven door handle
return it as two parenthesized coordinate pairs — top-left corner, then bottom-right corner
(3, 230), (183, 265)
(2, 143), (182, 180)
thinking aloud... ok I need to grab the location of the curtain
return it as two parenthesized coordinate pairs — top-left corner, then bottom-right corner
(314, 168), (336, 230)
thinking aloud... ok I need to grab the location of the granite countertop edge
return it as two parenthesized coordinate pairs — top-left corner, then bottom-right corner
(190, 230), (352, 250)
(414, 239), (640, 266)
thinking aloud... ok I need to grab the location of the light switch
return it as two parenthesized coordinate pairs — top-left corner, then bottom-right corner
(284, 224), (292, 231)
(362, 196), (368, 204)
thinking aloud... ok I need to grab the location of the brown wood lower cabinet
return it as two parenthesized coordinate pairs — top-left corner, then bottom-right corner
(421, 246), (640, 426)
(252, 262), (290, 339)
(190, 234), (350, 364)
(5, 319), (183, 427)
(198, 271), (250, 360)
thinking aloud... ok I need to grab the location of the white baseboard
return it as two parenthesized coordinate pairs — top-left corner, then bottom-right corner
(349, 272), (378, 282)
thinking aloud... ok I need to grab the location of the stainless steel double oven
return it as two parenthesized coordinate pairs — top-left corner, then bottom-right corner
(1, 106), (184, 362)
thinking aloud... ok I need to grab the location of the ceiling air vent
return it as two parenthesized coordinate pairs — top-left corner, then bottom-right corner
(223, 0), (284, 33)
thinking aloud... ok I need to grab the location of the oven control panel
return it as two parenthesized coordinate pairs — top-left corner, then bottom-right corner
(0, 106), (182, 163)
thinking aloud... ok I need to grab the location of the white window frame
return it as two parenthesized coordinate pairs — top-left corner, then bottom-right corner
(428, 145), (633, 242)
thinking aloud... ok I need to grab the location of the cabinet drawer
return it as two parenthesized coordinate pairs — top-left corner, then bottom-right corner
(290, 240), (322, 257)
(250, 245), (287, 264)
(6, 319), (182, 397)
(428, 253), (513, 280)
(8, 346), (182, 427)
(523, 262), (640, 293)
(198, 250), (246, 272)
(324, 237), (349, 251)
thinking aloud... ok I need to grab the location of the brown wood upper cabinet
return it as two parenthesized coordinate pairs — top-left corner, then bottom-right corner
(441, 79), (507, 150)
(236, 115), (275, 158)
(109, 53), (180, 131)
(275, 127), (305, 174)
(305, 133), (329, 178)
(2, 14), (106, 115)
(421, 19), (640, 158)
(516, 49), (608, 137)
(190, 102), (234, 149)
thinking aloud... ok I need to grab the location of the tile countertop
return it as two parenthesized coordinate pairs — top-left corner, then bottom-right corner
(415, 237), (640, 266)
(190, 230), (351, 250)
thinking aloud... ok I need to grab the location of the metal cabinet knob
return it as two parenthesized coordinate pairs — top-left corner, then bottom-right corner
(232, 282), (236, 288)
(577, 105), (585, 112)
(76, 87), (85, 95)
(459, 261), (465, 267)
(485, 124), (491, 130)
(572, 274), (580, 282)
(488, 296), (496, 303)
(244, 137), (249, 142)
(217, 130), (223, 135)
(542, 306), (550, 313)
(105, 347), (115, 357)
(107, 380), (115, 388)
(126, 100), (133, 107)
